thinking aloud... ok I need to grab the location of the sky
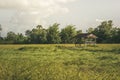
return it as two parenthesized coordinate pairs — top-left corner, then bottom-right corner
(0, 0), (120, 36)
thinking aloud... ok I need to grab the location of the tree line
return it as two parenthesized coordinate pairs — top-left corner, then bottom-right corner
(0, 20), (120, 44)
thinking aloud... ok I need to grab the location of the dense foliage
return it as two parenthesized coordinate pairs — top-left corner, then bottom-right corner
(92, 20), (120, 43)
(0, 20), (120, 44)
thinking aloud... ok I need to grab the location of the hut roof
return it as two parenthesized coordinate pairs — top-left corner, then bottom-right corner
(75, 33), (97, 39)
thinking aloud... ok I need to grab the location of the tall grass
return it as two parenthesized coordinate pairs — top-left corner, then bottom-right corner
(0, 44), (120, 80)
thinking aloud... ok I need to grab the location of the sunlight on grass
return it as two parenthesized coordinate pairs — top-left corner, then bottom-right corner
(0, 44), (120, 80)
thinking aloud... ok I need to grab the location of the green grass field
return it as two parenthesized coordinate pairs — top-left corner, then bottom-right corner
(0, 44), (120, 80)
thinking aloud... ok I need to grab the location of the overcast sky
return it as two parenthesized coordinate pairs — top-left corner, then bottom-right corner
(0, 0), (120, 36)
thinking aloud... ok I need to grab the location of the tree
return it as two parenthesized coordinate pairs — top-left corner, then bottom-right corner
(47, 23), (61, 44)
(15, 33), (26, 44)
(25, 30), (31, 37)
(87, 27), (94, 33)
(6, 31), (17, 43)
(116, 28), (120, 43)
(93, 20), (113, 43)
(0, 24), (2, 37)
(60, 25), (76, 43)
(111, 27), (120, 43)
(25, 25), (47, 44)
(36, 25), (42, 30)
(77, 30), (82, 34)
(36, 25), (47, 43)
(25, 30), (32, 43)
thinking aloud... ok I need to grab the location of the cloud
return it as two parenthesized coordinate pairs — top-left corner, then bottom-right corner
(0, 0), (77, 35)
(0, 0), (76, 9)
(0, 0), (74, 24)
(96, 19), (104, 22)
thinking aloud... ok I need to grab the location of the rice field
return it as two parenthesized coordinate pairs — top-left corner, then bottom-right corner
(0, 44), (120, 80)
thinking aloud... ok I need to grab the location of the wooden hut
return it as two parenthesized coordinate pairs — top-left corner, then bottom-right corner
(74, 33), (97, 47)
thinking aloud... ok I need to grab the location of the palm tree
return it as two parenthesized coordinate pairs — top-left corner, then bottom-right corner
(25, 30), (31, 37)
(36, 25), (42, 30)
